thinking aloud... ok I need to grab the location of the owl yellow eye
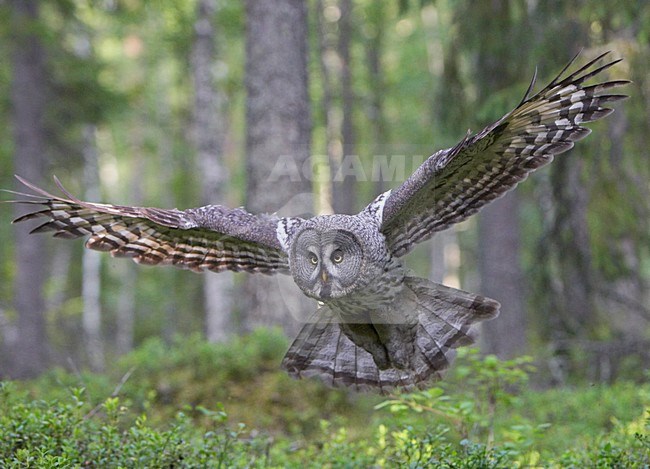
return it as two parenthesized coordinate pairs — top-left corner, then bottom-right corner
(309, 253), (318, 265)
(331, 250), (343, 264)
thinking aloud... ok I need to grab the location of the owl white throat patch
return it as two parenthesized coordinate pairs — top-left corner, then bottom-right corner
(362, 189), (391, 226)
(277, 216), (304, 251)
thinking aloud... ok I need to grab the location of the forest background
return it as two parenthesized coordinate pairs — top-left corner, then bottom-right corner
(0, 0), (648, 465)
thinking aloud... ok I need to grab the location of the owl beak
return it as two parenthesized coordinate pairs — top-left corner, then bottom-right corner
(321, 269), (329, 283)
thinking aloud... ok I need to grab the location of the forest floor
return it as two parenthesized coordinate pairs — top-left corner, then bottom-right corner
(1, 329), (648, 467)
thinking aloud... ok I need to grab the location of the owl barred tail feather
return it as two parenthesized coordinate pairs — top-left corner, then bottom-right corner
(281, 276), (499, 394)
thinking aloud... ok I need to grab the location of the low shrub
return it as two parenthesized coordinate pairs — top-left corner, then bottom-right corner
(0, 382), (269, 467)
(2, 330), (648, 467)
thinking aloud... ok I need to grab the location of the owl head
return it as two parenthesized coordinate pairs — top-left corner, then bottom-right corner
(278, 213), (387, 300)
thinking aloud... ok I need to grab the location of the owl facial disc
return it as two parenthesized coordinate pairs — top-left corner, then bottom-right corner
(290, 227), (364, 300)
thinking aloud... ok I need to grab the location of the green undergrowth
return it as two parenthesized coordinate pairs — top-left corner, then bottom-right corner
(2, 329), (649, 467)
(23, 329), (376, 438)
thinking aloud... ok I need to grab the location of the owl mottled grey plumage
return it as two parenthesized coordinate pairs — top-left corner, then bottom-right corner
(8, 52), (628, 393)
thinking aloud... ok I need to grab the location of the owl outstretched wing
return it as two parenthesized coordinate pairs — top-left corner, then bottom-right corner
(9, 176), (289, 274)
(379, 51), (629, 257)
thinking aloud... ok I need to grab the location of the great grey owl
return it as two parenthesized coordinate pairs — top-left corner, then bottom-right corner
(8, 52), (628, 393)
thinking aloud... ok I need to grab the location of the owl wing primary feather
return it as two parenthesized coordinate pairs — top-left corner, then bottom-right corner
(380, 51), (629, 257)
(9, 176), (289, 274)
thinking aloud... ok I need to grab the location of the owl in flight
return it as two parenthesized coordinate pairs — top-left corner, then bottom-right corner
(9, 52), (628, 393)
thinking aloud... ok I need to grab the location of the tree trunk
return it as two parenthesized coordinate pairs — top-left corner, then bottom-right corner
(315, 0), (335, 214)
(331, 0), (357, 214)
(191, 0), (234, 342)
(82, 125), (105, 372)
(153, 61), (180, 344)
(549, 152), (596, 336)
(478, 193), (527, 358)
(242, 0), (313, 335)
(532, 12), (596, 343)
(115, 262), (135, 355)
(473, 0), (528, 359)
(8, 0), (50, 378)
(426, 8), (464, 300)
(364, 2), (388, 196)
(114, 122), (144, 356)
(604, 108), (647, 336)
